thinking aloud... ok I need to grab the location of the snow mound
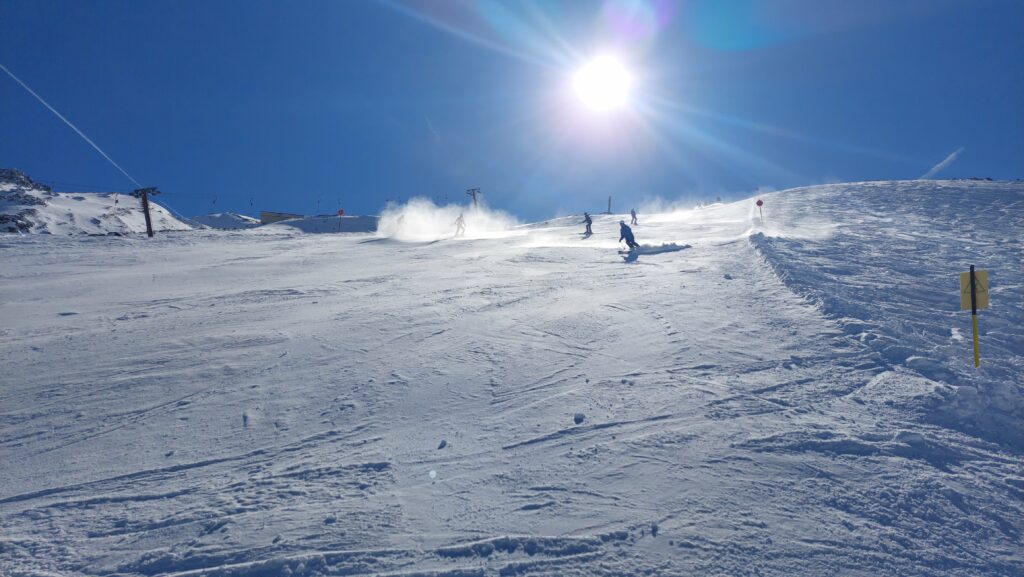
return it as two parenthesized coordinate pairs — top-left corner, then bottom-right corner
(0, 168), (192, 235)
(191, 212), (261, 230)
(750, 180), (1024, 446)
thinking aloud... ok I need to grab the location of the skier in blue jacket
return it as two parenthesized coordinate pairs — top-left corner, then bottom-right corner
(619, 220), (639, 250)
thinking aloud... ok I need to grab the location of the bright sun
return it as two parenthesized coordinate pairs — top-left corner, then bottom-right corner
(573, 55), (633, 111)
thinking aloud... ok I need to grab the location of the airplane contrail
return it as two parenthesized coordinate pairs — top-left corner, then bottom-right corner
(920, 147), (965, 179)
(0, 62), (142, 188)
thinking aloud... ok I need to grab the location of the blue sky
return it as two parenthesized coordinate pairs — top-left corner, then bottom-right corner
(1, 0), (1022, 220)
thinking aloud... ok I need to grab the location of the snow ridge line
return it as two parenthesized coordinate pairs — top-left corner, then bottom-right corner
(746, 233), (826, 316)
(746, 230), (902, 378)
(746, 231), (881, 358)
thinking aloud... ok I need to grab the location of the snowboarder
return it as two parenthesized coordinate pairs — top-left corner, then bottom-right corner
(619, 220), (639, 250)
(582, 212), (593, 235)
(454, 213), (466, 237)
(630, 208), (638, 225)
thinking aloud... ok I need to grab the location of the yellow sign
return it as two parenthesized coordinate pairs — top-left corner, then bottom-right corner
(959, 270), (989, 311)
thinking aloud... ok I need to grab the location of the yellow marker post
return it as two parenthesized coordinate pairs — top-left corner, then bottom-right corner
(959, 266), (989, 367)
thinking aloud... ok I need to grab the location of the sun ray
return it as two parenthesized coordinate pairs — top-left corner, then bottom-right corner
(648, 94), (922, 165)
(375, 0), (557, 68)
(635, 98), (807, 186)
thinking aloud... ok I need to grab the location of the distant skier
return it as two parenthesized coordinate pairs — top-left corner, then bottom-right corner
(630, 208), (638, 225)
(454, 213), (466, 237)
(396, 214), (406, 233)
(619, 220), (639, 250)
(582, 212), (593, 235)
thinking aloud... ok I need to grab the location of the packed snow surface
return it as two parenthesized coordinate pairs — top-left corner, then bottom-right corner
(1, 180), (1022, 576)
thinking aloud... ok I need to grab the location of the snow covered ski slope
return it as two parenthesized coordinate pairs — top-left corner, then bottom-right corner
(1, 180), (1021, 576)
(191, 213), (261, 231)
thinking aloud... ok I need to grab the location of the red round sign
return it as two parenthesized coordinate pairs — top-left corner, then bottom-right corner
(337, 209), (345, 216)
(756, 199), (763, 207)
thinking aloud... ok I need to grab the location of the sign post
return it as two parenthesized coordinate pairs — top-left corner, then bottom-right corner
(337, 208), (344, 232)
(959, 265), (989, 367)
(756, 199), (764, 223)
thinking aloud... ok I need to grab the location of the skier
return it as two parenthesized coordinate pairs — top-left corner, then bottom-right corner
(454, 213), (466, 237)
(582, 212), (593, 235)
(630, 208), (638, 225)
(619, 220), (639, 250)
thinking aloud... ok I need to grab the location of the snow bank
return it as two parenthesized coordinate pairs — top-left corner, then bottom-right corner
(750, 180), (1024, 446)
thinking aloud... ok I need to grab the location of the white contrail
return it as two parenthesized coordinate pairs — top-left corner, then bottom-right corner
(0, 62), (142, 188)
(920, 147), (965, 179)
(425, 116), (441, 142)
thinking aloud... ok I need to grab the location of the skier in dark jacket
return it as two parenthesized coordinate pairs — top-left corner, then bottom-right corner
(582, 212), (593, 235)
(619, 220), (639, 250)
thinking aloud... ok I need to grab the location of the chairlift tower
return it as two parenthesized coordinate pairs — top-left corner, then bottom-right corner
(466, 188), (481, 208)
(131, 187), (160, 238)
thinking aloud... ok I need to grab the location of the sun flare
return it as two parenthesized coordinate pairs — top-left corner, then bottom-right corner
(573, 55), (633, 111)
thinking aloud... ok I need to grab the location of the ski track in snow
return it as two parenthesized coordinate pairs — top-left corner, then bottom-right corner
(1, 180), (1022, 576)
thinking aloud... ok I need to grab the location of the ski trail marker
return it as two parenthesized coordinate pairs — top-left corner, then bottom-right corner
(959, 265), (989, 367)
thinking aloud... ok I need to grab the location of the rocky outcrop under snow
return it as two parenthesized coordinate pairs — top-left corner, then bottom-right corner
(0, 168), (192, 235)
